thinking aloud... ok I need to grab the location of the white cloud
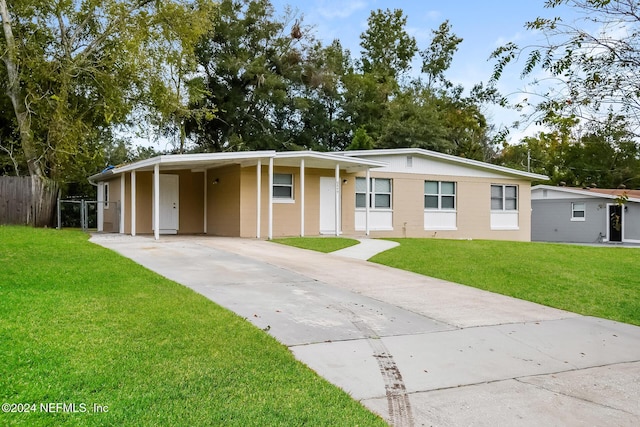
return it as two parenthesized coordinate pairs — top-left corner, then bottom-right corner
(315, 0), (367, 20)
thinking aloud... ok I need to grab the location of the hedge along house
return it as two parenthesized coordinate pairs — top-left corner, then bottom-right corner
(89, 148), (547, 241)
(531, 185), (640, 244)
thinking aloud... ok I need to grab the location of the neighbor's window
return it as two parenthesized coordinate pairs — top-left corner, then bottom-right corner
(273, 173), (293, 200)
(491, 184), (518, 211)
(571, 202), (586, 221)
(103, 182), (110, 209)
(355, 177), (392, 209)
(424, 181), (456, 210)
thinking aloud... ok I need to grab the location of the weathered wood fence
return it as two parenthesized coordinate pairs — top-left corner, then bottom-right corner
(0, 176), (59, 227)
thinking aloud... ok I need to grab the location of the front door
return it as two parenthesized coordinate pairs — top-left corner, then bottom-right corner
(608, 204), (622, 242)
(157, 174), (179, 234)
(319, 177), (340, 234)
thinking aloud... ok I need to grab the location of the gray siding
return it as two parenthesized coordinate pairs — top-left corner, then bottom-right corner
(625, 203), (640, 240)
(532, 198), (607, 243)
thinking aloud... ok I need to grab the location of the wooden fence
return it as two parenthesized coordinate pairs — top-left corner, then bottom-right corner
(0, 176), (60, 227)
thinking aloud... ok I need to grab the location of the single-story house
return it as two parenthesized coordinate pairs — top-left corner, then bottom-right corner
(531, 184), (640, 243)
(88, 148), (547, 241)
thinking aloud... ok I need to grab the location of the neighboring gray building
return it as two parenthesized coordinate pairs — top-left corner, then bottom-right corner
(531, 185), (640, 244)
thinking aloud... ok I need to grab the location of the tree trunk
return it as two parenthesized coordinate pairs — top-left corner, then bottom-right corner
(0, 0), (44, 178)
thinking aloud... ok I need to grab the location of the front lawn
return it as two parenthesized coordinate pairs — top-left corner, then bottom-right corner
(272, 237), (359, 253)
(0, 226), (384, 426)
(371, 239), (640, 326)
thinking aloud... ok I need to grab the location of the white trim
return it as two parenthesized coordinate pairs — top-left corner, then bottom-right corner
(606, 203), (624, 242)
(365, 168), (370, 236)
(532, 184), (640, 204)
(131, 171), (136, 236)
(256, 160), (261, 239)
(97, 183), (104, 232)
(119, 174), (125, 234)
(343, 148), (548, 180)
(335, 164), (340, 236)
(268, 157), (273, 240)
(300, 159), (305, 237)
(153, 164), (160, 240)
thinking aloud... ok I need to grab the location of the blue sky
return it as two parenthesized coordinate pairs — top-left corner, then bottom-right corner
(269, 0), (579, 142)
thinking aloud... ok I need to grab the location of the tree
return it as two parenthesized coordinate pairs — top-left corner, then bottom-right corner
(490, 0), (640, 134)
(420, 20), (463, 90)
(359, 8), (417, 80)
(0, 0), (212, 186)
(189, 0), (314, 151)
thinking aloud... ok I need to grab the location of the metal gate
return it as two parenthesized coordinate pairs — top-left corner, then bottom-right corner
(56, 199), (119, 232)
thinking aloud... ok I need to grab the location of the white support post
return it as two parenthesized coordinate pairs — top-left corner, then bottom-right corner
(268, 157), (273, 240)
(203, 169), (208, 234)
(153, 164), (160, 240)
(334, 164), (340, 237)
(119, 174), (126, 234)
(131, 171), (136, 236)
(365, 168), (371, 236)
(256, 160), (262, 238)
(97, 183), (104, 232)
(300, 158), (305, 236)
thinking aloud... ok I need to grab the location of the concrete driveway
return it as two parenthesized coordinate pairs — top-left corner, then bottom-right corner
(90, 235), (640, 426)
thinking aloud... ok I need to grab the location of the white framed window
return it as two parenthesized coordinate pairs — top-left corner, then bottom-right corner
(103, 182), (110, 209)
(273, 173), (294, 202)
(571, 202), (586, 221)
(425, 181), (456, 210)
(356, 177), (392, 209)
(491, 184), (518, 211)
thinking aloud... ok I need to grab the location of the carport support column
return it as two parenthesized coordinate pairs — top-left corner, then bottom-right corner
(131, 170), (136, 236)
(335, 164), (340, 237)
(120, 174), (126, 234)
(365, 168), (370, 236)
(204, 169), (208, 234)
(256, 160), (261, 238)
(268, 157), (273, 240)
(153, 164), (160, 240)
(300, 158), (305, 236)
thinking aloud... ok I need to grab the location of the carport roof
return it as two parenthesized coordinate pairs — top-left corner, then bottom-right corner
(89, 150), (387, 182)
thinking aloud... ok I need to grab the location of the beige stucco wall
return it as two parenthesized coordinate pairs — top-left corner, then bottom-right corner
(239, 166), (329, 238)
(207, 165), (241, 236)
(341, 171), (532, 241)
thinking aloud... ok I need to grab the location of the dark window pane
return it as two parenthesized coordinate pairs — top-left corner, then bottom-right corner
(273, 186), (292, 198)
(425, 195), (438, 209)
(442, 196), (455, 209)
(375, 194), (390, 208)
(356, 193), (366, 208)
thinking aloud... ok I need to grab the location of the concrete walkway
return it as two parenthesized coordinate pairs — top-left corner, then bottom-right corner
(90, 235), (640, 426)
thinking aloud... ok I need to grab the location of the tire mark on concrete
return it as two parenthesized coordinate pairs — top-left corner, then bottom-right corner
(337, 304), (415, 427)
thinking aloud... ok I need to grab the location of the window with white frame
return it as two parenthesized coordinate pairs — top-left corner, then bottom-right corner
(355, 177), (392, 209)
(491, 184), (518, 211)
(571, 202), (586, 221)
(273, 173), (294, 201)
(424, 181), (456, 210)
(103, 182), (110, 209)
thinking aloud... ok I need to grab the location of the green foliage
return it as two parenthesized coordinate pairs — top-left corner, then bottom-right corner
(0, 226), (385, 426)
(421, 20), (463, 89)
(490, 0), (640, 135)
(359, 8), (417, 79)
(348, 127), (374, 150)
(372, 238), (640, 326)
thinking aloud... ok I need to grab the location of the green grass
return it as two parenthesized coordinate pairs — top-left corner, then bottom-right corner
(0, 226), (384, 427)
(370, 239), (640, 326)
(272, 237), (360, 253)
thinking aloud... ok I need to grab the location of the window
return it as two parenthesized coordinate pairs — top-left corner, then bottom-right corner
(424, 181), (456, 210)
(103, 182), (110, 209)
(491, 184), (518, 211)
(355, 177), (392, 209)
(571, 202), (586, 221)
(273, 174), (293, 201)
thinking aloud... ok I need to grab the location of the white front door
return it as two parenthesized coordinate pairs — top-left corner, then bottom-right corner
(320, 177), (340, 234)
(156, 174), (179, 234)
